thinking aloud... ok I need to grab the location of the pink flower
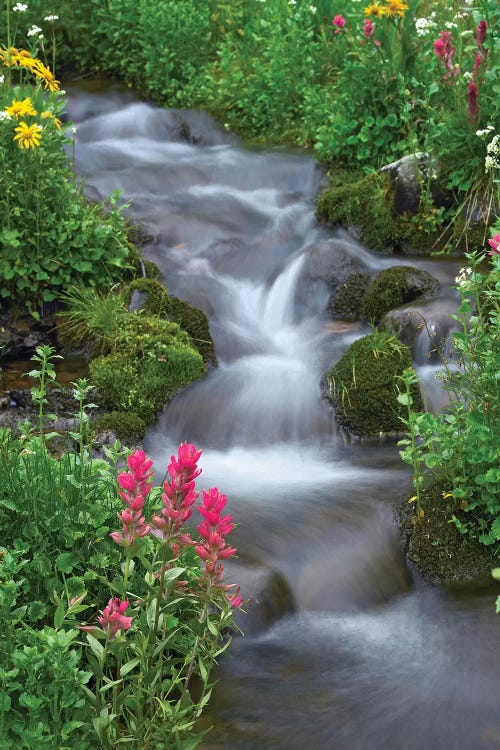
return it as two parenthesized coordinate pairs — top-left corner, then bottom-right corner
(467, 81), (479, 120)
(433, 31), (459, 79)
(333, 14), (346, 33)
(363, 19), (374, 38)
(97, 598), (133, 640)
(227, 587), (243, 608)
(488, 234), (500, 256)
(151, 443), (202, 548)
(476, 20), (487, 47)
(195, 488), (237, 583)
(111, 449), (153, 546)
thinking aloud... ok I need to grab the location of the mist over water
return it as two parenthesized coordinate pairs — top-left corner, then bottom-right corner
(69, 85), (500, 750)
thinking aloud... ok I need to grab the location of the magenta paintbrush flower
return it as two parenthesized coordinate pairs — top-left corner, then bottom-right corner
(151, 443), (202, 547)
(111, 449), (153, 546)
(98, 597), (133, 640)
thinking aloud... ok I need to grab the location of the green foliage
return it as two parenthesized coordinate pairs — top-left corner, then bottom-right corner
(326, 331), (422, 437)
(398, 252), (500, 547)
(57, 285), (129, 355)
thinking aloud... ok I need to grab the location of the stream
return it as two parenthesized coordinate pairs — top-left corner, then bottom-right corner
(67, 83), (500, 750)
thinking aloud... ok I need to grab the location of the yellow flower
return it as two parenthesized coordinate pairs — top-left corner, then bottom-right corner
(41, 110), (62, 129)
(384, 0), (409, 17)
(32, 61), (60, 92)
(5, 97), (37, 119)
(364, 2), (387, 17)
(13, 121), (43, 149)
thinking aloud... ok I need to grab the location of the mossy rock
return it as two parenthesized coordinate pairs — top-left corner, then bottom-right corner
(324, 332), (422, 438)
(89, 344), (204, 424)
(397, 479), (498, 586)
(316, 172), (399, 255)
(167, 296), (216, 367)
(316, 170), (484, 255)
(117, 314), (190, 356)
(124, 278), (171, 317)
(328, 272), (373, 321)
(126, 244), (161, 281)
(362, 266), (440, 324)
(92, 411), (146, 445)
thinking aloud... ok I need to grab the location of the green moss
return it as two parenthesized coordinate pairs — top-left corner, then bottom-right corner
(90, 344), (204, 424)
(329, 272), (372, 321)
(316, 171), (484, 255)
(362, 266), (439, 324)
(397, 479), (498, 585)
(167, 296), (216, 367)
(317, 172), (399, 254)
(325, 332), (422, 437)
(89, 313), (205, 424)
(126, 244), (161, 280)
(124, 278), (171, 317)
(92, 411), (146, 444)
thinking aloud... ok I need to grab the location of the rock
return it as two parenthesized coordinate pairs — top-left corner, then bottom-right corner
(0, 310), (53, 362)
(362, 265), (440, 324)
(322, 332), (423, 438)
(328, 271), (373, 321)
(223, 561), (296, 637)
(380, 152), (441, 216)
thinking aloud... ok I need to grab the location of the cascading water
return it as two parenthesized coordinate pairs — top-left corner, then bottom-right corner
(68, 84), (500, 750)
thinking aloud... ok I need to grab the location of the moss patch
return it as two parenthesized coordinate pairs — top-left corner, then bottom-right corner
(167, 296), (216, 367)
(362, 266), (440, 324)
(316, 171), (484, 255)
(397, 479), (498, 586)
(89, 313), (205, 423)
(324, 332), (422, 438)
(328, 272), (372, 321)
(124, 278), (171, 317)
(92, 411), (146, 445)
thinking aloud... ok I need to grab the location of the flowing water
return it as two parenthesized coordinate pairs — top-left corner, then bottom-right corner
(67, 83), (500, 750)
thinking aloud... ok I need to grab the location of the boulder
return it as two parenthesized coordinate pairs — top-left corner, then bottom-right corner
(322, 332), (423, 438)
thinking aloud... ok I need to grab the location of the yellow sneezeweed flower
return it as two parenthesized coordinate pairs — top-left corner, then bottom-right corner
(5, 97), (37, 119)
(364, 2), (387, 17)
(32, 61), (60, 92)
(41, 110), (62, 129)
(384, 0), (409, 17)
(13, 121), (43, 149)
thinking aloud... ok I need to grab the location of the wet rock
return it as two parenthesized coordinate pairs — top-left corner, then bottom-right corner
(224, 561), (296, 637)
(362, 265), (440, 324)
(0, 310), (53, 362)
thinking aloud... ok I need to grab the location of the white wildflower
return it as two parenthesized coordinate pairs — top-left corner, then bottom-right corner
(44, 14), (59, 21)
(0, 111), (12, 121)
(415, 17), (436, 36)
(445, 21), (457, 29)
(12, 2), (28, 11)
(71, 127), (77, 135)
(0, 75), (4, 84)
(476, 125), (495, 138)
(463, 71), (473, 80)
(27, 24), (43, 36)
(309, 4), (317, 13)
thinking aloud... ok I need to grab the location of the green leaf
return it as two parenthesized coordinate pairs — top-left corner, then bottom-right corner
(119, 658), (140, 677)
(54, 598), (66, 630)
(28, 600), (47, 621)
(56, 552), (80, 574)
(86, 633), (105, 664)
